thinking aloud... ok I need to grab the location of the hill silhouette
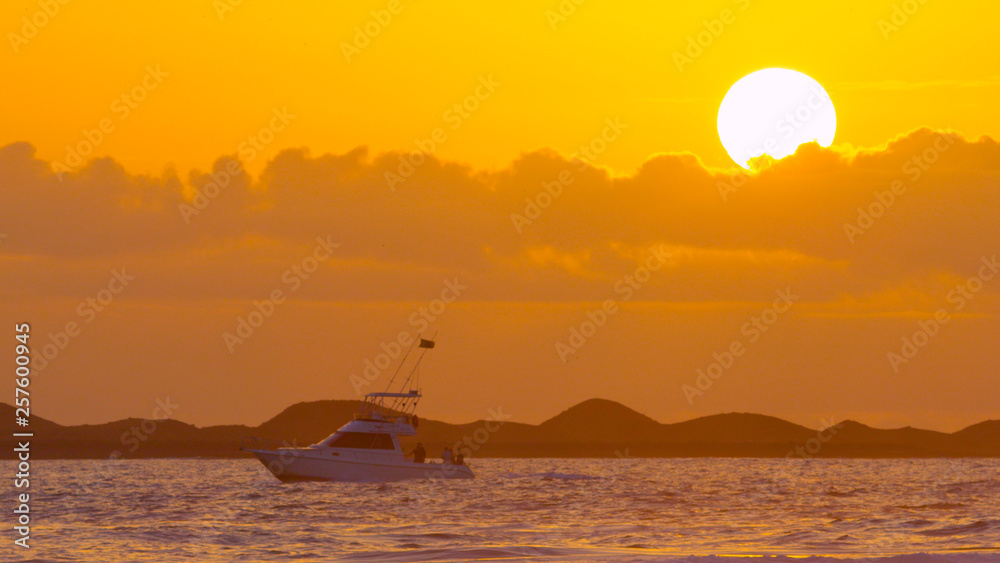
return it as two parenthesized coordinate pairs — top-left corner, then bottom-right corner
(537, 398), (663, 442)
(1, 400), (997, 459)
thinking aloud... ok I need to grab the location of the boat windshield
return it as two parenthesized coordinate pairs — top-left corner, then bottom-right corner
(326, 432), (395, 450)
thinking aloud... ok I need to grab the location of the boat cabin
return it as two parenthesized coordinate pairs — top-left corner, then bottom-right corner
(314, 391), (420, 452)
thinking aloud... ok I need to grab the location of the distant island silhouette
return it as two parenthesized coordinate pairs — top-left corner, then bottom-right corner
(2, 399), (997, 459)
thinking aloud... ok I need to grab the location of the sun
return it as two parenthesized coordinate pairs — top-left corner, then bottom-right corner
(717, 68), (836, 169)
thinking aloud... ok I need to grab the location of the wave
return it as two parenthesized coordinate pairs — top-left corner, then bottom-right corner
(19, 458), (1000, 561)
(539, 471), (601, 480)
(498, 471), (601, 480)
(917, 520), (996, 536)
(895, 502), (966, 510)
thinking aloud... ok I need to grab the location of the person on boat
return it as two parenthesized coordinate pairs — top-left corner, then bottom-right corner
(407, 442), (426, 463)
(441, 447), (452, 464)
(454, 451), (465, 466)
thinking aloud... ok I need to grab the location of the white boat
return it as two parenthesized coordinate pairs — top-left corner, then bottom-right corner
(243, 340), (474, 482)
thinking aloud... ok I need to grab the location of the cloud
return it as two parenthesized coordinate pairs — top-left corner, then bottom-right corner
(2, 129), (998, 305)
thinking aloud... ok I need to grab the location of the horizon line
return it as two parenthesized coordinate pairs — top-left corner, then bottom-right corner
(4, 398), (996, 435)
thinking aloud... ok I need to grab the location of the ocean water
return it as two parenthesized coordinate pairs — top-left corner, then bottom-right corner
(3, 458), (999, 562)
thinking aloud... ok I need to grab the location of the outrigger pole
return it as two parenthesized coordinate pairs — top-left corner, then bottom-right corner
(383, 335), (419, 393)
(387, 331), (437, 413)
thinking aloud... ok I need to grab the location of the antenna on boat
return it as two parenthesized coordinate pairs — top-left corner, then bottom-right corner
(387, 331), (436, 412)
(383, 335), (419, 393)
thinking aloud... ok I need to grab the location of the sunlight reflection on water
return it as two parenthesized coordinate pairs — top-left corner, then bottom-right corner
(4, 458), (999, 561)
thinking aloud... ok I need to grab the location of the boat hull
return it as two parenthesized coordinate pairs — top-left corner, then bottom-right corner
(245, 448), (475, 482)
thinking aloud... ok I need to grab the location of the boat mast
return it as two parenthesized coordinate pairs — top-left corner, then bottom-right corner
(387, 331), (436, 413)
(383, 335), (419, 394)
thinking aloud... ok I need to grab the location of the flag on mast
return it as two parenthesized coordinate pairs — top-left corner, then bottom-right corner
(418, 339), (435, 349)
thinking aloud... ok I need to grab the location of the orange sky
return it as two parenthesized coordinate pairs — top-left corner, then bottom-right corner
(2, 0), (999, 430)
